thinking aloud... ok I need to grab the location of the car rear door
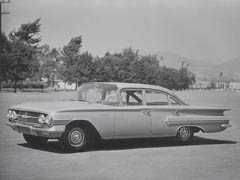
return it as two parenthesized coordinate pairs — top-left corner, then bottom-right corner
(145, 90), (176, 135)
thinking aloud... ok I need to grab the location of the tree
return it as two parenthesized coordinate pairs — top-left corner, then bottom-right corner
(7, 18), (41, 92)
(92, 47), (139, 83)
(156, 66), (181, 89)
(60, 36), (94, 88)
(132, 55), (160, 84)
(60, 36), (82, 86)
(118, 47), (138, 82)
(36, 44), (61, 86)
(91, 47), (195, 90)
(94, 54), (122, 82)
(75, 51), (94, 85)
(0, 33), (12, 91)
(181, 67), (195, 89)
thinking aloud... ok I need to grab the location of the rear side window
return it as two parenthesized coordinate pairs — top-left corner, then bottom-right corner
(145, 90), (169, 105)
(121, 90), (143, 105)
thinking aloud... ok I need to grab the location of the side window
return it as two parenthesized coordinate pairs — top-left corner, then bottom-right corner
(145, 90), (169, 105)
(121, 90), (143, 105)
(170, 97), (180, 105)
(85, 89), (102, 103)
(103, 90), (119, 106)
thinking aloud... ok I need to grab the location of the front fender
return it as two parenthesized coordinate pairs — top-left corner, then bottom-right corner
(52, 111), (115, 139)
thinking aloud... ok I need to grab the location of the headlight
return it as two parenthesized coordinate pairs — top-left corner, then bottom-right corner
(38, 114), (45, 123)
(11, 111), (17, 119)
(7, 110), (17, 120)
(38, 114), (52, 125)
(6, 110), (12, 118)
(45, 115), (52, 125)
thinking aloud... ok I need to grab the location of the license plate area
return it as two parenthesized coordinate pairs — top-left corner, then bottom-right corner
(19, 126), (31, 134)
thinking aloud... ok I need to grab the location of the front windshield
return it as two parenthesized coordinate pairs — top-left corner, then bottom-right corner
(78, 83), (119, 105)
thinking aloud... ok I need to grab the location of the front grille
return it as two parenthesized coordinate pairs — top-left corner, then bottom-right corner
(14, 110), (45, 124)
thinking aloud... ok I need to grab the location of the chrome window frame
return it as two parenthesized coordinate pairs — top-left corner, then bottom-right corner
(119, 88), (144, 106)
(118, 88), (186, 106)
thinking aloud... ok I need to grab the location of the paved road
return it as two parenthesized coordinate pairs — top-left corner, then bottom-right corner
(0, 90), (239, 180)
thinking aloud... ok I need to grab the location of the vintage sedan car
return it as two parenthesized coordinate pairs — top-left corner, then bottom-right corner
(6, 82), (231, 152)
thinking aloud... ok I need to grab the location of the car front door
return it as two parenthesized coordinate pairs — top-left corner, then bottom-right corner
(114, 89), (151, 138)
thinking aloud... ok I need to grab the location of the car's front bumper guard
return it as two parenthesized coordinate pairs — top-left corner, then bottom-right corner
(6, 122), (65, 138)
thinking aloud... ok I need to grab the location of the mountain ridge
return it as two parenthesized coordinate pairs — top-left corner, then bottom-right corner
(155, 52), (240, 81)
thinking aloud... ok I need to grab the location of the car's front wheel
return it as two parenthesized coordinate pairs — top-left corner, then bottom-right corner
(60, 125), (88, 152)
(23, 134), (48, 146)
(176, 126), (193, 143)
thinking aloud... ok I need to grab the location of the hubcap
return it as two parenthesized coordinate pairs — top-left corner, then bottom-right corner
(68, 128), (85, 147)
(179, 127), (190, 141)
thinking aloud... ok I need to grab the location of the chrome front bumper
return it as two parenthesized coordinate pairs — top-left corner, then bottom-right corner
(6, 122), (65, 138)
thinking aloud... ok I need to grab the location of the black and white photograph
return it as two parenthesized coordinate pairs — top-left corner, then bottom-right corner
(0, 0), (240, 180)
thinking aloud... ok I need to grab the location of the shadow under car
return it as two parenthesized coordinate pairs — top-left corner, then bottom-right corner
(18, 136), (237, 154)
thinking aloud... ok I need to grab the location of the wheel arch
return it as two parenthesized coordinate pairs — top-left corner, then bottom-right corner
(176, 125), (205, 134)
(65, 119), (102, 140)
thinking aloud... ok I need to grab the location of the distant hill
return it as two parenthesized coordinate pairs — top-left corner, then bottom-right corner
(212, 57), (240, 81)
(155, 52), (240, 81)
(156, 52), (216, 80)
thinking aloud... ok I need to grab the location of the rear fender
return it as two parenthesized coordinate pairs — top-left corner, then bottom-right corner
(165, 116), (231, 133)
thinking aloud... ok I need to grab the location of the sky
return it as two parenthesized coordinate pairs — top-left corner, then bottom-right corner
(2, 0), (240, 63)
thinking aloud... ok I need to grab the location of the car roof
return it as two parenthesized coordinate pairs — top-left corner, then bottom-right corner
(84, 82), (174, 95)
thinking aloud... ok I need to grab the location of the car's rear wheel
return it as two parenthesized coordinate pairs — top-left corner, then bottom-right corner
(23, 134), (48, 146)
(176, 126), (193, 143)
(60, 125), (88, 152)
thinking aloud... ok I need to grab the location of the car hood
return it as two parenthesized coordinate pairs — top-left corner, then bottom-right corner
(10, 101), (113, 114)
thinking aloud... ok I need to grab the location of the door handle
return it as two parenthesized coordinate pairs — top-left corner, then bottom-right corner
(142, 109), (151, 116)
(171, 110), (179, 116)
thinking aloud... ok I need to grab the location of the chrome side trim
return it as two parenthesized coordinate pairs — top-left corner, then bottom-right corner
(165, 116), (230, 126)
(221, 124), (231, 128)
